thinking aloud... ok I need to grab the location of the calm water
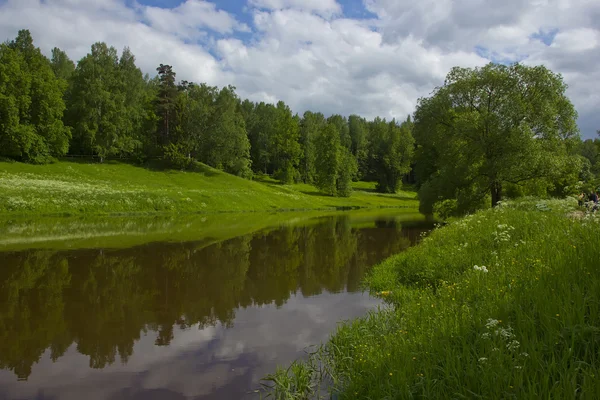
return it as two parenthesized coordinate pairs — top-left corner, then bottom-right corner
(0, 213), (431, 400)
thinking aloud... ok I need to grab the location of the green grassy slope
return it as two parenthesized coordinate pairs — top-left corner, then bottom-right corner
(264, 198), (600, 399)
(0, 160), (417, 216)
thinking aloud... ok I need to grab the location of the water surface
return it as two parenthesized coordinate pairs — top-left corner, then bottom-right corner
(0, 211), (431, 399)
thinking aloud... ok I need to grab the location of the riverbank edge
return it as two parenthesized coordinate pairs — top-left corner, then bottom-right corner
(261, 197), (600, 398)
(0, 204), (417, 219)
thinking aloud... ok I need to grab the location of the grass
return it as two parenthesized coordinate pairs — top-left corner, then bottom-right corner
(262, 197), (600, 399)
(0, 160), (417, 216)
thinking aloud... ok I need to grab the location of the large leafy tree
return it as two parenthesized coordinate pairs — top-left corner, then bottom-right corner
(367, 117), (414, 193)
(116, 47), (147, 156)
(348, 115), (369, 179)
(414, 63), (579, 213)
(299, 111), (326, 183)
(200, 85), (252, 178)
(68, 42), (122, 160)
(272, 101), (301, 183)
(0, 30), (70, 162)
(314, 123), (357, 197)
(247, 102), (277, 174)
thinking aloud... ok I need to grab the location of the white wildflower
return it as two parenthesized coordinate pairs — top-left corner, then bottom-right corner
(485, 319), (500, 329)
(507, 340), (521, 351)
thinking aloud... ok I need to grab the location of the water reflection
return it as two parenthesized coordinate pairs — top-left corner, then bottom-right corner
(0, 214), (431, 399)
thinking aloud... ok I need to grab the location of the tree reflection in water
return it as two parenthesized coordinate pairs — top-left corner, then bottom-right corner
(0, 215), (430, 380)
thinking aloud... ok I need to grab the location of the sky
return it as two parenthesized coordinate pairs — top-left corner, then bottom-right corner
(1, 0), (599, 139)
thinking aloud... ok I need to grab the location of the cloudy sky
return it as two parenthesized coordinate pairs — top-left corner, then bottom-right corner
(1, 0), (599, 139)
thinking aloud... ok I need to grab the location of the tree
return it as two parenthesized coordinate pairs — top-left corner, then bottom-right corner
(313, 123), (356, 197)
(348, 115), (369, 179)
(50, 47), (75, 82)
(367, 117), (414, 193)
(299, 111), (326, 183)
(115, 47), (147, 156)
(314, 123), (341, 196)
(272, 101), (301, 183)
(413, 62), (579, 213)
(156, 64), (178, 144)
(327, 114), (351, 149)
(201, 86), (252, 178)
(0, 30), (70, 163)
(68, 43), (123, 160)
(247, 102), (277, 174)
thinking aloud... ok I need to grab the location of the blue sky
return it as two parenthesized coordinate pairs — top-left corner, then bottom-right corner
(0, 0), (599, 138)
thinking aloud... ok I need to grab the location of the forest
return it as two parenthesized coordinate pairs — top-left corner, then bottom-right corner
(0, 30), (413, 198)
(1, 29), (598, 211)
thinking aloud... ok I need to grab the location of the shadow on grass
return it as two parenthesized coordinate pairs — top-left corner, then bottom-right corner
(374, 193), (417, 201)
(59, 157), (221, 177)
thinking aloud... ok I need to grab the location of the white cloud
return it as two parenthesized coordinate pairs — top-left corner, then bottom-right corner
(0, 0), (599, 137)
(248, 0), (342, 18)
(143, 0), (250, 39)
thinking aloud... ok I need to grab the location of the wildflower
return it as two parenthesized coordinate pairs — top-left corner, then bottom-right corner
(485, 319), (500, 329)
(389, 372), (393, 376)
(478, 357), (488, 363)
(507, 340), (521, 351)
(474, 265), (489, 273)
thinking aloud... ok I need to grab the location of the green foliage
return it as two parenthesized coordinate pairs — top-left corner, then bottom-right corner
(312, 123), (358, 197)
(68, 43), (146, 160)
(336, 149), (358, 197)
(272, 101), (301, 183)
(299, 111), (326, 184)
(368, 117), (414, 193)
(414, 62), (580, 213)
(0, 30), (70, 163)
(50, 47), (74, 82)
(201, 86), (252, 178)
(155, 64), (178, 144)
(348, 115), (369, 179)
(162, 142), (193, 170)
(265, 198), (600, 399)
(432, 198), (458, 219)
(314, 123), (341, 196)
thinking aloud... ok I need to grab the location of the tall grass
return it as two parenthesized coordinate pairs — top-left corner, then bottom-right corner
(263, 198), (600, 398)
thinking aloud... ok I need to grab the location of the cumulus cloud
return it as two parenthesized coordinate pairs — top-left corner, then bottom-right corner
(0, 0), (599, 137)
(143, 0), (250, 39)
(248, 0), (342, 18)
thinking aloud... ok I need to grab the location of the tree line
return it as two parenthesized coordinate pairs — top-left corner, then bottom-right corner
(0, 30), (413, 197)
(1, 29), (595, 210)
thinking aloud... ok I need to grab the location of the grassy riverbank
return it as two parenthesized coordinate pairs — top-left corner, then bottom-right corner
(264, 198), (600, 398)
(0, 160), (417, 216)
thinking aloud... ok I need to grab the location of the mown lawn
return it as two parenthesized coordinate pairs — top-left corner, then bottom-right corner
(0, 160), (417, 216)
(263, 198), (600, 399)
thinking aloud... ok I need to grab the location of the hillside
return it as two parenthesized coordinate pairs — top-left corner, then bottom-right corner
(0, 160), (418, 216)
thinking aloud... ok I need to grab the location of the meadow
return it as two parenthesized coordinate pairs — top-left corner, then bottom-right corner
(0, 160), (417, 216)
(263, 198), (600, 399)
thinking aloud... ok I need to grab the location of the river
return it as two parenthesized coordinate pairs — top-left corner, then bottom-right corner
(0, 210), (432, 400)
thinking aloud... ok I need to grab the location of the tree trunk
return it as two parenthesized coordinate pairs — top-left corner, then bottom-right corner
(491, 181), (502, 207)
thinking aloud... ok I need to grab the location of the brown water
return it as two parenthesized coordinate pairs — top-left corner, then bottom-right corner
(0, 213), (431, 400)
